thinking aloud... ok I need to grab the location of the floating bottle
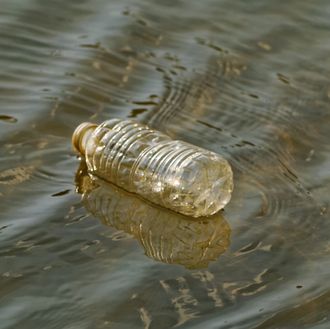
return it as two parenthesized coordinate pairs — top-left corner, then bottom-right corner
(72, 118), (233, 217)
(76, 163), (231, 269)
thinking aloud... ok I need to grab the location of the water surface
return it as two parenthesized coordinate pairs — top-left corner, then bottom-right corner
(0, 1), (330, 328)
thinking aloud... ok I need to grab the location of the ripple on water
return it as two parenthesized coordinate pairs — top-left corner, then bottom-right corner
(0, 0), (330, 328)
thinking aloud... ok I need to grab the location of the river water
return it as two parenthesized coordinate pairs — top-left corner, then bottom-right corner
(0, 1), (329, 328)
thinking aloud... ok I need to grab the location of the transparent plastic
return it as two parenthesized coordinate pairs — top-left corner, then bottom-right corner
(72, 118), (233, 217)
(76, 165), (231, 269)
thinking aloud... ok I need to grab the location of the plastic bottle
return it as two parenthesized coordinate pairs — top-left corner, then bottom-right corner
(72, 118), (233, 217)
(76, 164), (231, 269)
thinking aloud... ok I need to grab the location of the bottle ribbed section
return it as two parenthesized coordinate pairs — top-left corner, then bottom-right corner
(86, 120), (172, 189)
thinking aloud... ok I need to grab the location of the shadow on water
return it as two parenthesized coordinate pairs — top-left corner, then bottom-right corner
(0, 0), (330, 328)
(75, 162), (231, 270)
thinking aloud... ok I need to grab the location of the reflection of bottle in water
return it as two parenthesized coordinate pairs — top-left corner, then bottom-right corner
(72, 119), (233, 217)
(76, 163), (231, 269)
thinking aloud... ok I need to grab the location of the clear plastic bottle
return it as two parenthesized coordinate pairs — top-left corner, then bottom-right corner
(72, 118), (233, 217)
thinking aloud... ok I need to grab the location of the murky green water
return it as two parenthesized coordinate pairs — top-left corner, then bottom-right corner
(1, 1), (330, 328)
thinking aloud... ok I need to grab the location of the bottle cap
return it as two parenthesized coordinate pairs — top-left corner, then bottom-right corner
(72, 122), (98, 154)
